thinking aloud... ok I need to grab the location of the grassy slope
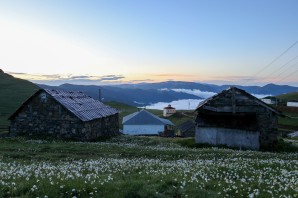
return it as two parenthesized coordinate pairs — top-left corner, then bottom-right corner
(276, 106), (298, 131)
(0, 70), (38, 126)
(276, 92), (298, 131)
(276, 91), (298, 101)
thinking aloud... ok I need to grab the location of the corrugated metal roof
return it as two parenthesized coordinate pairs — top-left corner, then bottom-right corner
(122, 109), (174, 126)
(44, 89), (118, 122)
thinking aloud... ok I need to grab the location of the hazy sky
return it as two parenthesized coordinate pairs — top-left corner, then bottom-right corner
(1, 0), (298, 86)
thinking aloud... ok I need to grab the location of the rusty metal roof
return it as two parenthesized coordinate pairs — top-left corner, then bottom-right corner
(44, 89), (118, 122)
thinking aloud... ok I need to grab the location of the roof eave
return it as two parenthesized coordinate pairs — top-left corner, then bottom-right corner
(8, 89), (43, 120)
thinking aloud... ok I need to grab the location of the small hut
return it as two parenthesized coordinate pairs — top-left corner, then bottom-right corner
(9, 89), (119, 140)
(195, 87), (283, 150)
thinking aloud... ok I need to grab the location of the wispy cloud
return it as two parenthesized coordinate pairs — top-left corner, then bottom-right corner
(151, 73), (196, 78)
(8, 72), (27, 75)
(68, 75), (93, 80)
(128, 79), (154, 83)
(171, 89), (217, 99)
(7, 72), (126, 85)
(100, 75), (125, 81)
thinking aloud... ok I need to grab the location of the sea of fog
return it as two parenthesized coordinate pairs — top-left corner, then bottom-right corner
(144, 89), (271, 110)
(145, 99), (204, 110)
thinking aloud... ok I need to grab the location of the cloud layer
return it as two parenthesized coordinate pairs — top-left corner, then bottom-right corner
(8, 72), (125, 85)
(145, 99), (204, 110)
(171, 89), (217, 99)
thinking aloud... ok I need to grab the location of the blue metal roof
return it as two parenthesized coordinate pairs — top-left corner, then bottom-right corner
(122, 109), (174, 126)
(44, 89), (118, 122)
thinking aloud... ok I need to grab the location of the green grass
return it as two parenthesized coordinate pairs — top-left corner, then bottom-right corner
(105, 101), (138, 128)
(276, 106), (298, 131)
(276, 91), (298, 101)
(279, 116), (298, 129)
(0, 71), (38, 126)
(0, 136), (297, 197)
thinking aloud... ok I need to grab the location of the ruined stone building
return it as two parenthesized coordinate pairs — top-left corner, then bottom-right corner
(195, 87), (283, 150)
(9, 89), (119, 140)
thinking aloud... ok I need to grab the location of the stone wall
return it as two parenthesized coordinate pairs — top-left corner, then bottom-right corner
(256, 110), (279, 149)
(84, 114), (119, 140)
(10, 91), (119, 140)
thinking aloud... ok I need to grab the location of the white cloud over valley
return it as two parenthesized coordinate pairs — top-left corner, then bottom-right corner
(145, 99), (204, 110)
(171, 89), (217, 99)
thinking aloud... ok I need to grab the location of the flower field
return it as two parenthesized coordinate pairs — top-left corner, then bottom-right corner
(0, 136), (297, 197)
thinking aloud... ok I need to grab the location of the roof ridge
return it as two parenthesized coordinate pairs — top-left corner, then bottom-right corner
(196, 87), (283, 116)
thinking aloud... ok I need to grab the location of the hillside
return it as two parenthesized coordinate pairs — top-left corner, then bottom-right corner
(276, 91), (298, 101)
(0, 69), (38, 126)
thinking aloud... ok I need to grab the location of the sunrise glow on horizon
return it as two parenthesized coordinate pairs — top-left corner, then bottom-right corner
(1, 0), (298, 86)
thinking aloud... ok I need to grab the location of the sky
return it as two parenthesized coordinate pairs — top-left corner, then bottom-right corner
(1, 0), (298, 86)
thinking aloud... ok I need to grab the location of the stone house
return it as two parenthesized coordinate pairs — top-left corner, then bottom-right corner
(195, 87), (283, 150)
(9, 89), (119, 140)
(122, 109), (175, 135)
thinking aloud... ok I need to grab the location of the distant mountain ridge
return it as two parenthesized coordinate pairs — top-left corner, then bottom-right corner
(37, 81), (298, 106)
(37, 83), (202, 106)
(115, 81), (298, 95)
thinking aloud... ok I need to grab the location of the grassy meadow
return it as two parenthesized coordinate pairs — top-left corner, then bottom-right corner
(277, 91), (298, 102)
(0, 136), (297, 198)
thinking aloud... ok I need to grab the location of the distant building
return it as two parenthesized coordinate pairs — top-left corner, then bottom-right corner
(195, 87), (283, 150)
(287, 100), (298, 107)
(163, 105), (176, 117)
(122, 109), (175, 135)
(261, 97), (278, 105)
(9, 89), (119, 140)
(261, 98), (275, 105)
